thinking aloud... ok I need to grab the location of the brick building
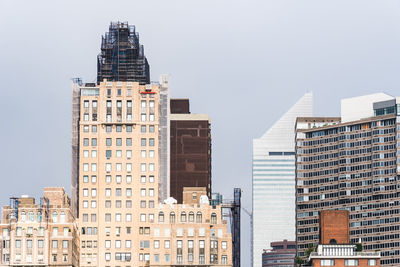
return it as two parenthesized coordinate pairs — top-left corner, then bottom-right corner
(309, 210), (380, 267)
(170, 99), (212, 203)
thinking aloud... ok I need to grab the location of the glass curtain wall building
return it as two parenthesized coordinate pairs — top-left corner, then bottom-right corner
(252, 92), (313, 267)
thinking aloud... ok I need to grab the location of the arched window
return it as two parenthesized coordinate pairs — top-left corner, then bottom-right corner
(188, 212), (194, 222)
(180, 212), (187, 222)
(158, 212), (164, 223)
(60, 212), (66, 223)
(29, 212), (35, 222)
(52, 212), (58, 223)
(211, 213), (217, 224)
(169, 212), (175, 223)
(196, 212), (202, 223)
(20, 211), (26, 222)
(329, 239), (337, 245)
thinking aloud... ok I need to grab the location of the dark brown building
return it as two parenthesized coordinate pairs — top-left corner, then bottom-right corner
(319, 210), (350, 245)
(170, 99), (211, 203)
(262, 240), (296, 267)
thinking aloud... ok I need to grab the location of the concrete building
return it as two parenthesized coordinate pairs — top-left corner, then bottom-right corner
(252, 92), (313, 267)
(0, 188), (79, 267)
(170, 99), (212, 203)
(262, 240), (296, 267)
(309, 210), (380, 267)
(295, 93), (400, 266)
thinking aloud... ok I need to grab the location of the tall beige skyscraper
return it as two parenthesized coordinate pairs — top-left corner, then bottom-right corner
(71, 22), (233, 267)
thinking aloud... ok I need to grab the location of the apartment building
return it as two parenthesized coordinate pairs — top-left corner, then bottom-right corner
(170, 99), (212, 203)
(0, 187), (79, 267)
(252, 92), (313, 267)
(295, 93), (400, 266)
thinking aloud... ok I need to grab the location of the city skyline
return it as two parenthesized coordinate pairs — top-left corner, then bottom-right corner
(2, 1), (400, 266)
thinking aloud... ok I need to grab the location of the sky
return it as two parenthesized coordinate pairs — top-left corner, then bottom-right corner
(1, 0), (400, 265)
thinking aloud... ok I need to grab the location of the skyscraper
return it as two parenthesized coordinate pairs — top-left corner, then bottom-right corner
(252, 93), (313, 267)
(170, 99), (212, 203)
(71, 22), (233, 267)
(295, 93), (400, 266)
(97, 22), (150, 85)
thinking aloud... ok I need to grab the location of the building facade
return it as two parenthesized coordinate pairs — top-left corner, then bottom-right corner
(0, 188), (79, 267)
(170, 99), (212, 203)
(309, 210), (380, 267)
(295, 93), (400, 266)
(252, 92), (313, 267)
(262, 240), (296, 267)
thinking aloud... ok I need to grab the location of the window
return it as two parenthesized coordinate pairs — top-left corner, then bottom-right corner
(63, 227), (69, 237)
(189, 212), (194, 222)
(126, 188), (132, 196)
(116, 162), (122, 171)
(141, 189), (146, 197)
(196, 212), (202, 223)
(126, 213), (132, 222)
(91, 214), (96, 222)
(91, 188), (97, 197)
(141, 150), (146, 158)
(15, 239), (21, 248)
(83, 138), (89, 146)
(38, 239), (44, 248)
(126, 200), (132, 208)
(116, 213), (121, 222)
(126, 240), (131, 248)
(27, 239), (32, 248)
(106, 150), (111, 158)
(106, 163), (111, 172)
(83, 175), (89, 183)
(52, 227), (58, 236)
(149, 138), (155, 146)
(140, 214), (146, 222)
(222, 241), (227, 250)
(106, 126), (112, 133)
(116, 125), (122, 132)
(83, 201), (88, 208)
(141, 175), (146, 183)
(126, 150), (132, 158)
(91, 150), (97, 158)
(116, 188), (122, 196)
(105, 175), (111, 183)
(52, 240), (58, 249)
(116, 138), (122, 146)
(126, 125), (132, 132)
(154, 240), (160, 249)
(158, 212), (164, 222)
(105, 240), (111, 248)
(83, 188), (89, 197)
(149, 175), (155, 183)
(126, 138), (132, 146)
(82, 214), (88, 222)
(126, 163), (132, 172)
(164, 240), (170, 248)
(105, 200), (111, 208)
(170, 212), (175, 223)
(165, 254), (170, 262)
(91, 163), (97, 171)
(345, 259), (359, 266)
(141, 163), (146, 172)
(92, 125), (97, 132)
(211, 213), (217, 224)
(116, 175), (122, 183)
(149, 163), (155, 171)
(91, 138), (97, 146)
(141, 125), (146, 133)
(52, 212), (58, 223)
(222, 255), (228, 264)
(105, 188), (111, 196)
(83, 150), (89, 158)
(106, 138), (112, 146)
(149, 189), (154, 197)
(63, 240), (68, 249)
(91, 175), (97, 183)
(60, 212), (66, 223)
(116, 150), (122, 157)
(149, 125), (155, 132)
(105, 213), (111, 222)
(321, 259), (335, 266)
(181, 212), (187, 222)
(83, 125), (89, 132)
(105, 253), (111, 261)
(149, 150), (155, 158)
(84, 100), (89, 108)
(368, 259), (377, 266)
(115, 240), (121, 248)
(149, 114), (155, 121)
(141, 138), (146, 146)
(91, 201), (96, 208)
(126, 175), (132, 183)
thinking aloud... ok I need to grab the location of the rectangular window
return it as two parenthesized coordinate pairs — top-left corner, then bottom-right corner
(141, 138), (146, 146)
(83, 138), (89, 146)
(126, 150), (132, 158)
(126, 200), (132, 208)
(106, 150), (111, 158)
(126, 125), (132, 132)
(126, 138), (132, 146)
(106, 138), (112, 146)
(91, 138), (97, 146)
(149, 125), (155, 132)
(149, 150), (155, 158)
(126, 175), (132, 183)
(149, 138), (155, 146)
(141, 150), (146, 158)
(52, 240), (58, 249)
(116, 138), (122, 146)
(62, 240), (68, 249)
(141, 125), (146, 133)
(321, 259), (335, 266)
(116, 150), (122, 158)
(345, 259), (358, 266)
(126, 163), (132, 172)
(141, 164), (146, 172)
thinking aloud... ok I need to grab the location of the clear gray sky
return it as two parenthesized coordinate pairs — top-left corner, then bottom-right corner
(1, 0), (400, 265)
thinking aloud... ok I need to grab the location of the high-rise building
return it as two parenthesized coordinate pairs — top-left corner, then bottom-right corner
(252, 92), (313, 267)
(295, 93), (400, 266)
(262, 240), (296, 267)
(97, 22), (150, 85)
(0, 188), (80, 267)
(71, 22), (233, 267)
(170, 99), (212, 203)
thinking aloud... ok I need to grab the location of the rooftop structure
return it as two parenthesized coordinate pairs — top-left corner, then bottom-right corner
(97, 22), (150, 84)
(262, 240), (296, 267)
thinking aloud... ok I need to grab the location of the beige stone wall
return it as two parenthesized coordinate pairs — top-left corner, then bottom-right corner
(0, 187), (79, 267)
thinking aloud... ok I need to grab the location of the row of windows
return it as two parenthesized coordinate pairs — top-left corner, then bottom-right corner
(82, 162), (156, 172)
(82, 124), (155, 133)
(82, 175), (155, 184)
(82, 138), (156, 147)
